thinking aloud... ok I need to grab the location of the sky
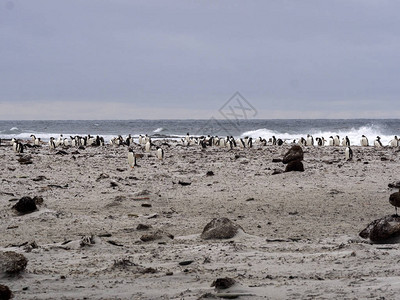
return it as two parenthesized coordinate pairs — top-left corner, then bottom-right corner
(1, 0), (400, 120)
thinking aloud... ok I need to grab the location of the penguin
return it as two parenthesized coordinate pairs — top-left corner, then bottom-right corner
(156, 147), (164, 160)
(271, 136), (277, 146)
(297, 137), (306, 146)
(128, 148), (137, 168)
(344, 136), (350, 147)
(316, 137), (322, 146)
(389, 136), (399, 147)
(49, 137), (56, 150)
(145, 141), (151, 153)
(345, 146), (353, 161)
(333, 135), (340, 146)
(219, 138), (226, 148)
(230, 136), (237, 147)
(328, 136), (334, 146)
(185, 133), (190, 143)
(306, 134), (314, 146)
(238, 138), (246, 148)
(277, 138), (284, 146)
(360, 135), (369, 147)
(374, 136), (383, 147)
(199, 139), (207, 149)
(138, 135), (144, 145)
(125, 134), (132, 146)
(227, 139), (233, 150)
(247, 137), (253, 148)
(63, 138), (69, 147)
(12, 138), (17, 152)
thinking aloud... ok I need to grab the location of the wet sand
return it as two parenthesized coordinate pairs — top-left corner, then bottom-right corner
(1, 140), (400, 299)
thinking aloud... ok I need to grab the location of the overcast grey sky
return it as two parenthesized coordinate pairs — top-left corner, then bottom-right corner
(1, 0), (400, 119)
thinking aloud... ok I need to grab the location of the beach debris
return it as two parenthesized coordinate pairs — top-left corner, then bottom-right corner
(140, 230), (174, 242)
(0, 251), (28, 275)
(282, 145), (304, 164)
(360, 215), (400, 243)
(17, 155), (33, 165)
(211, 277), (236, 290)
(12, 196), (43, 214)
(285, 160), (304, 172)
(0, 284), (12, 300)
(201, 218), (244, 240)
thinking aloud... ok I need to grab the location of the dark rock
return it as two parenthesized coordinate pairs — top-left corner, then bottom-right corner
(0, 284), (12, 300)
(136, 224), (151, 230)
(110, 181), (118, 187)
(272, 158), (282, 163)
(285, 160), (304, 172)
(96, 173), (109, 181)
(179, 260), (194, 266)
(55, 150), (68, 155)
(388, 181), (400, 189)
(140, 230), (174, 242)
(282, 145), (304, 164)
(201, 218), (243, 240)
(17, 155), (33, 165)
(211, 277), (236, 289)
(206, 171), (214, 176)
(178, 181), (191, 186)
(32, 175), (47, 182)
(389, 191), (400, 214)
(359, 215), (400, 243)
(141, 203), (152, 208)
(0, 251), (28, 274)
(12, 197), (37, 214)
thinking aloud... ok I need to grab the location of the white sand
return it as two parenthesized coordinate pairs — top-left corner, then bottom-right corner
(1, 141), (400, 299)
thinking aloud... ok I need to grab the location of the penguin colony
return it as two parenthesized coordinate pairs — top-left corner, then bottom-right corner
(5, 133), (400, 167)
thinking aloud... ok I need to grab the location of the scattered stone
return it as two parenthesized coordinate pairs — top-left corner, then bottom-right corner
(96, 173), (109, 181)
(360, 214), (400, 243)
(285, 160), (304, 172)
(271, 168), (284, 175)
(179, 260), (194, 266)
(135, 153), (144, 158)
(178, 181), (191, 186)
(140, 230), (174, 242)
(166, 271), (173, 276)
(272, 158), (282, 163)
(211, 277), (236, 290)
(206, 171), (214, 176)
(32, 175), (47, 182)
(110, 181), (118, 187)
(0, 284), (12, 300)
(0, 251), (28, 274)
(141, 203), (152, 208)
(55, 150), (68, 155)
(12, 196), (37, 214)
(201, 218), (244, 240)
(282, 145), (304, 164)
(17, 155), (33, 165)
(136, 224), (152, 231)
(245, 198), (254, 201)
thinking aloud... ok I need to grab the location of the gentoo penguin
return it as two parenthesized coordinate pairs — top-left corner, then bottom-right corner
(156, 147), (164, 160)
(389, 136), (399, 147)
(389, 190), (400, 215)
(316, 137), (323, 146)
(344, 136), (350, 147)
(238, 138), (246, 148)
(328, 136), (334, 146)
(247, 137), (253, 148)
(128, 148), (137, 168)
(360, 135), (369, 147)
(49, 137), (56, 150)
(145, 140), (151, 152)
(125, 134), (132, 146)
(345, 146), (353, 161)
(271, 136), (277, 146)
(374, 136), (383, 147)
(306, 134), (314, 146)
(333, 135), (340, 146)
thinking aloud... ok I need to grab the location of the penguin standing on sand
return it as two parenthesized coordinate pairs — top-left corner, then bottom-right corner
(128, 148), (137, 168)
(145, 140), (151, 153)
(389, 136), (399, 147)
(49, 137), (56, 150)
(345, 147), (353, 161)
(374, 136), (383, 147)
(360, 135), (369, 147)
(156, 147), (164, 160)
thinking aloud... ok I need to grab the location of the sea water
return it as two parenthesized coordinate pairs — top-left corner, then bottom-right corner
(0, 119), (399, 146)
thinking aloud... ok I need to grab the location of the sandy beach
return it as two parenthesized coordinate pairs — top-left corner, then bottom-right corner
(1, 140), (400, 299)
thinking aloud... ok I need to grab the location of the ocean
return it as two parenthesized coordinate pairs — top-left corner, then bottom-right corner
(1, 119), (400, 146)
